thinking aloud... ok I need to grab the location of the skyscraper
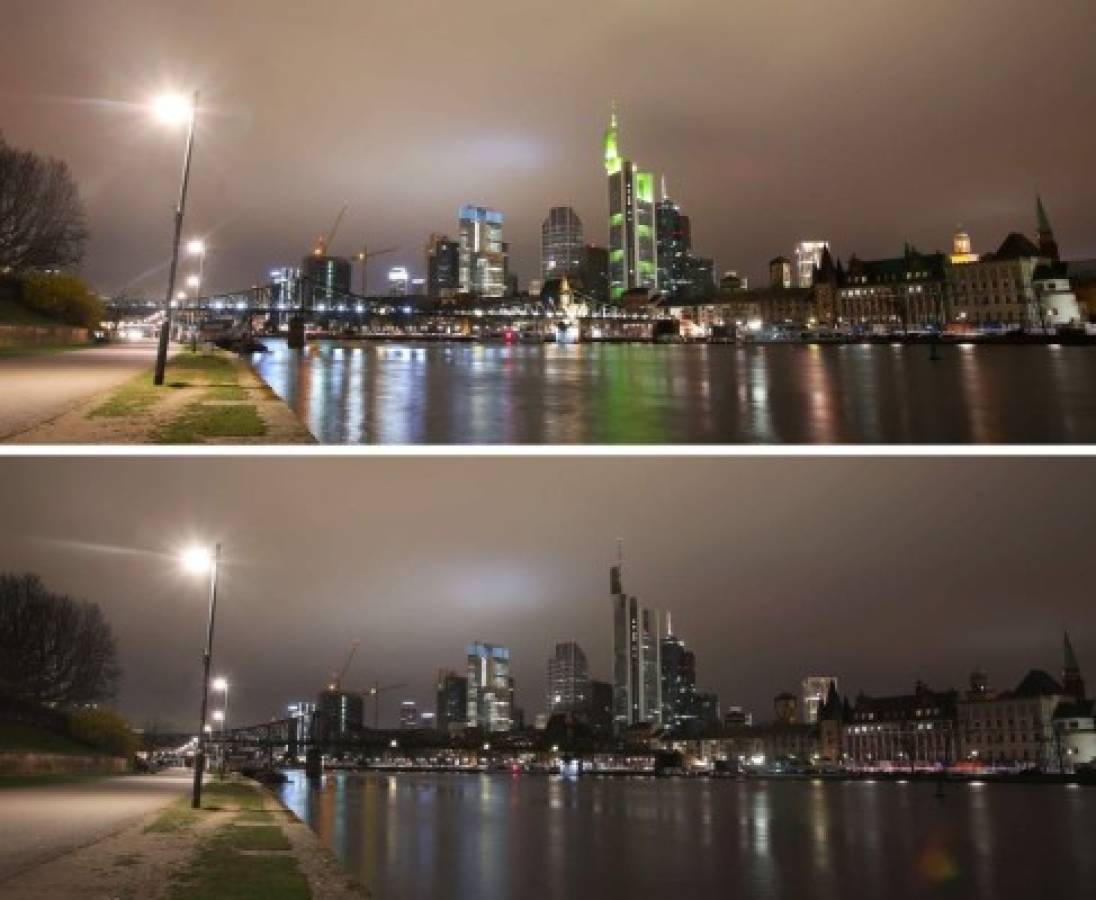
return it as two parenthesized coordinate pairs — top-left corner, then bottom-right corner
(466, 642), (513, 732)
(546, 641), (590, 715)
(579, 245), (610, 304)
(426, 234), (460, 299)
(604, 108), (658, 300)
(541, 207), (585, 282)
(611, 557), (662, 731)
(435, 669), (468, 734)
(399, 700), (420, 729)
(656, 183), (691, 299)
(660, 615), (697, 734)
(794, 241), (830, 288)
(458, 206), (508, 298)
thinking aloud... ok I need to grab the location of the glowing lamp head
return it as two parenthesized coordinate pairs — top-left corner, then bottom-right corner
(152, 93), (195, 126)
(181, 545), (214, 575)
(212, 710), (225, 723)
(187, 239), (206, 257)
(186, 275), (202, 290)
(212, 677), (228, 692)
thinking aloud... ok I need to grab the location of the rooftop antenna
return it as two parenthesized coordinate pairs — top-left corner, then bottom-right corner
(666, 610), (673, 637)
(661, 175), (668, 202)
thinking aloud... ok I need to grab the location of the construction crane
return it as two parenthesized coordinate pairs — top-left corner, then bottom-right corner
(313, 205), (349, 257)
(355, 245), (399, 296)
(326, 639), (360, 692)
(365, 681), (408, 729)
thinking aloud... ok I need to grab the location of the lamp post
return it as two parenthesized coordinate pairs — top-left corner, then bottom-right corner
(183, 543), (221, 809)
(153, 90), (200, 386)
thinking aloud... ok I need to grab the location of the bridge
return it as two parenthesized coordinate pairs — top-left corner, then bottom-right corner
(103, 276), (670, 344)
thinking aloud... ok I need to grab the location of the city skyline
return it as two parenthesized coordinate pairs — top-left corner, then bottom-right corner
(2, 0), (1095, 297)
(0, 456), (1091, 731)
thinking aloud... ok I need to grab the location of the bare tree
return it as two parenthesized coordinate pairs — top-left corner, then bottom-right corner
(0, 573), (120, 706)
(0, 134), (88, 274)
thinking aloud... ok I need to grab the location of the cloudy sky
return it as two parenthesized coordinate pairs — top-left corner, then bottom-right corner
(0, 456), (1090, 730)
(2, 0), (1095, 296)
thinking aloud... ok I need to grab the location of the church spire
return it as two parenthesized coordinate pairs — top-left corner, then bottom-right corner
(1063, 630), (1085, 700)
(1036, 194), (1060, 262)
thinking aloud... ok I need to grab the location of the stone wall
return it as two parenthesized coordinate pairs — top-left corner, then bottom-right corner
(0, 324), (90, 348)
(0, 751), (128, 776)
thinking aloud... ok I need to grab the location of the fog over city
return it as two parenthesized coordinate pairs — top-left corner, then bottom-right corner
(2, 0), (1095, 295)
(0, 456), (1089, 730)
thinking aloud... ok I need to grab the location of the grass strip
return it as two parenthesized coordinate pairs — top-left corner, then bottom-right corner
(201, 780), (266, 811)
(154, 401), (266, 444)
(168, 821), (308, 900)
(222, 824), (291, 852)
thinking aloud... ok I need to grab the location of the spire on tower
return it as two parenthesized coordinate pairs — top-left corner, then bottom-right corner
(660, 175), (668, 202)
(666, 610), (673, 637)
(1036, 195), (1060, 262)
(1063, 629), (1086, 700)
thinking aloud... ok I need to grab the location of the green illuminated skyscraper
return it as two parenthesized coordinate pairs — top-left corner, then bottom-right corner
(604, 107), (658, 300)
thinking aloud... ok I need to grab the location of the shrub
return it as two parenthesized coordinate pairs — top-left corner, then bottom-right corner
(18, 273), (104, 329)
(68, 708), (139, 758)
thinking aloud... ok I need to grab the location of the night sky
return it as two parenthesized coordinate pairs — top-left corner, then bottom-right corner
(2, 0), (1095, 296)
(0, 456), (1090, 731)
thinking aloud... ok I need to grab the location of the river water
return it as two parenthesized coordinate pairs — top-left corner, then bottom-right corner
(249, 340), (1096, 444)
(276, 772), (1093, 899)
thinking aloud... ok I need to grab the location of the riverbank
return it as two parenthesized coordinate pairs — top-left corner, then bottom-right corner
(0, 776), (366, 899)
(8, 346), (315, 445)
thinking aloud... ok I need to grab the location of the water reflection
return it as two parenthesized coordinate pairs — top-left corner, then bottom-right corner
(276, 773), (1091, 900)
(251, 341), (1096, 444)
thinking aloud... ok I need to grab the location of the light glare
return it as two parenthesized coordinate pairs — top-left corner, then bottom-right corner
(181, 545), (213, 575)
(152, 93), (194, 126)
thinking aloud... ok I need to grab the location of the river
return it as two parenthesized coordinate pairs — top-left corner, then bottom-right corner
(276, 771), (1093, 899)
(249, 340), (1096, 444)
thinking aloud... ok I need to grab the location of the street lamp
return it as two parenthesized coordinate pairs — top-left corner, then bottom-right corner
(152, 90), (200, 387)
(183, 543), (221, 809)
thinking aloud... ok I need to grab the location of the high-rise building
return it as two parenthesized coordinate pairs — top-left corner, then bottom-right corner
(604, 108), (658, 300)
(579, 245), (610, 304)
(426, 234), (461, 300)
(317, 689), (363, 742)
(802, 676), (838, 724)
(611, 558), (662, 731)
(656, 185), (691, 299)
(466, 642), (513, 732)
(546, 641), (589, 715)
(458, 206), (508, 298)
(586, 679), (615, 737)
(660, 616), (697, 734)
(794, 241), (830, 289)
(302, 254), (352, 307)
(435, 669), (468, 734)
(542, 207), (585, 282)
(387, 266), (410, 297)
(399, 700), (419, 730)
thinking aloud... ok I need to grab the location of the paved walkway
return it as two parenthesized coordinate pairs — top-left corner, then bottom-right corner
(0, 771), (189, 883)
(0, 341), (156, 441)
